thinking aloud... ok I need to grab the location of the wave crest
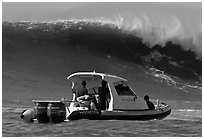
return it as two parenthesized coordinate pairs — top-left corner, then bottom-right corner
(94, 13), (201, 58)
(19, 15), (202, 59)
(3, 20), (201, 80)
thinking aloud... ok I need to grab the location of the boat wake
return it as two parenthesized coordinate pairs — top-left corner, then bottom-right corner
(2, 107), (27, 113)
(166, 109), (202, 122)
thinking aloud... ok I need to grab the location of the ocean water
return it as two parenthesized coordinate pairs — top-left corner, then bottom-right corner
(2, 99), (202, 137)
(2, 19), (202, 137)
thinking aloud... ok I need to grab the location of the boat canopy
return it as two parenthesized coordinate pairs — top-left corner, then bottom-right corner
(67, 72), (127, 87)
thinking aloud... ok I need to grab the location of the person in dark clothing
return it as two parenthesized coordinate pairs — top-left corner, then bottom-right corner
(144, 95), (155, 110)
(98, 80), (110, 110)
(76, 80), (88, 99)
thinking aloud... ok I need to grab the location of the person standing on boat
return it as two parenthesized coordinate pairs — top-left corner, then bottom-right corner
(98, 80), (110, 110)
(144, 95), (155, 110)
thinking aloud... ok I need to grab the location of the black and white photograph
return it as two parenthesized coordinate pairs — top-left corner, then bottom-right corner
(2, 1), (202, 137)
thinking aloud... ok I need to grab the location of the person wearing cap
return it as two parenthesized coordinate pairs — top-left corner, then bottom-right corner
(144, 95), (155, 110)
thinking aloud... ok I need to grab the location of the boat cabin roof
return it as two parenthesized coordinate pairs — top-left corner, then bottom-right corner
(67, 72), (127, 83)
(67, 72), (127, 90)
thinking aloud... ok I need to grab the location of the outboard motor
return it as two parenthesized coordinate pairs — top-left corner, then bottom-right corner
(20, 108), (35, 123)
(35, 102), (49, 123)
(21, 101), (66, 124)
(47, 102), (66, 123)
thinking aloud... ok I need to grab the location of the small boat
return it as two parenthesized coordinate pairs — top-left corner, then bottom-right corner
(20, 72), (171, 123)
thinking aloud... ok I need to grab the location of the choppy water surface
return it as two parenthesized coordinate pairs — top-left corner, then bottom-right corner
(2, 100), (201, 137)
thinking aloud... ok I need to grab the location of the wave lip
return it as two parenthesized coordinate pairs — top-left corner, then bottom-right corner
(91, 13), (201, 59)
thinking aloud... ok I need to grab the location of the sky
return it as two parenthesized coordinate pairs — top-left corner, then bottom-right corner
(2, 2), (201, 22)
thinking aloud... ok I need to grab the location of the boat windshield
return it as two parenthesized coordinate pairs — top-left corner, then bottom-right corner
(114, 81), (136, 96)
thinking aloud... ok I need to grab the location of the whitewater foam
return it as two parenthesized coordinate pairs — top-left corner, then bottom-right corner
(101, 14), (201, 58)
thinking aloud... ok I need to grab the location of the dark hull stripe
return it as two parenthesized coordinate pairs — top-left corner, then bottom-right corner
(67, 109), (171, 120)
(113, 109), (159, 112)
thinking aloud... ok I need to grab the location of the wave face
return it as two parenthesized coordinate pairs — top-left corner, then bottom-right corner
(3, 21), (201, 81)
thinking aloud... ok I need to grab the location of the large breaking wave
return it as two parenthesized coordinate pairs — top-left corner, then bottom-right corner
(2, 19), (201, 81)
